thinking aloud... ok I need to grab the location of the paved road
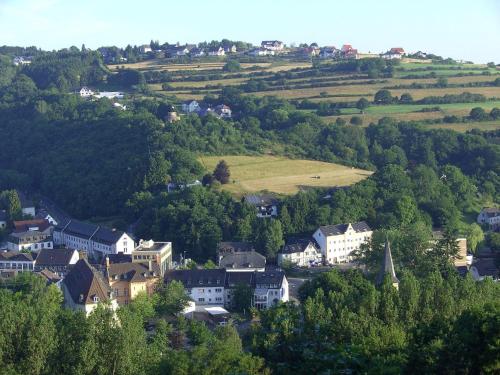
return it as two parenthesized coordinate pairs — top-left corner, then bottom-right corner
(287, 277), (308, 301)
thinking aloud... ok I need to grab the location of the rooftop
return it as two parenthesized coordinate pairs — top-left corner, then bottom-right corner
(108, 262), (160, 282)
(63, 259), (112, 305)
(0, 250), (34, 262)
(35, 248), (77, 267)
(219, 250), (266, 270)
(318, 221), (371, 237)
(281, 238), (318, 254)
(244, 194), (278, 207)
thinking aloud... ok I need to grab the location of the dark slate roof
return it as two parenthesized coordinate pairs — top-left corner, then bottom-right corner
(281, 238), (318, 254)
(244, 194), (278, 207)
(318, 221), (371, 236)
(376, 239), (399, 285)
(0, 210), (7, 221)
(57, 219), (126, 244)
(218, 241), (254, 255)
(225, 271), (255, 288)
(108, 262), (159, 282)
(100, 253), (132, 265)
(165, 269), (226, 288)
(0, 251), (34, 262)
(35, 248), (77, 267)
(63, 259), (112, 305)
(254, 271), (285, 287)
(219, 251), (266, 269)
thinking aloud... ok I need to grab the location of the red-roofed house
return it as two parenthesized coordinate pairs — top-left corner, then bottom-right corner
(382, 47), (405, 59)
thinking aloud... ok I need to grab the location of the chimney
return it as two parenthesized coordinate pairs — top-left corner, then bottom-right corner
(105, 256), (111, 282)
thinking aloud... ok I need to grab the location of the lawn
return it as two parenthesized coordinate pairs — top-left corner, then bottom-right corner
(198, 155), (372, 197)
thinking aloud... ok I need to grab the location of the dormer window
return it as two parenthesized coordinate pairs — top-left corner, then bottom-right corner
(93, 296), (100, 303)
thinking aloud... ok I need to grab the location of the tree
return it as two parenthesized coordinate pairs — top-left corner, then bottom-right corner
(356, 97), (370, 113)
(436, 77), (448, 88)
(465, 223), (484, 253)
(469, 107), (488, 120)
(0, 189), (22, 221)
(399, 93), (413, 103)
(213, 160), (230, 184)
(263, 219), (284, 258)
(232, 283), (253, 313)
(155, 280), (190, 316)
(374, 89), (393, 104)
(223, 60), (242, 72)
(350, 116), (363, 125)
(490, 107), (500, 119)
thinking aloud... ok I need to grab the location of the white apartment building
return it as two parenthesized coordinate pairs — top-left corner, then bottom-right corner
(54, 220), (135, 259)
(313, 222), (372, 264)
(277, 238), (322, 267)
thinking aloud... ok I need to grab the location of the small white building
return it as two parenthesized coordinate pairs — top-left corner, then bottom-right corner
(95, 91), (124, 99)
(140, 45), (152, 54)
(215, 104), (232, 119)
(244, 194), (278, 218)
(0, 251), (35, 272)
(278, 238), (322, 267)
(249, 48), (275, 56)
(313, 222), (372, 264)
(182, 100), (201, 113)
(208, 47), (225, 56)
(13, 56), (32, 66)
(7, 231), (53, 252)
(79, 87), (94, 97)
(382, 47), (405, 60)
(261, 40), (285, 51)
(477, 208), (500, 229)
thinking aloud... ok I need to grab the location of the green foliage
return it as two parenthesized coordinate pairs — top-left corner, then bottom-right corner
(213, 159), (230, 184)
(222, 60), (242, 72)
(232, 283), (253, 313)
(374, 89), (394, 104)
(154, 280), (190, 316)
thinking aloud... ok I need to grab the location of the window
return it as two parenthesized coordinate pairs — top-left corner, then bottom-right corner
(215, 288), (222, 292)
(198, 298), (205, 302)
(216, 297), (222, 302)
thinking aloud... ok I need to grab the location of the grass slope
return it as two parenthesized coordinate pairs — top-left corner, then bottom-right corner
(198, 155), (372, 196)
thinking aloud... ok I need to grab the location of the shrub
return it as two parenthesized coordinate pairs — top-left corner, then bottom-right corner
(350, 116), (363, 125)
(469, 107), (488, 121)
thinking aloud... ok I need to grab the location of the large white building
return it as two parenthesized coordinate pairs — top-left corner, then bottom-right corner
(54, 220), (135, 260)
(313, 222), (372, 264)
(165, 268), (289, 310)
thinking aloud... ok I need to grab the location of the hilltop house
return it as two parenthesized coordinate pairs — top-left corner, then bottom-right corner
(208, 47), (225, 56)
(13, 56), (32, 66)
(190, 47), (206, 57)
(165, 268), (289, 310)
(244, 194), (278, 218)
(277, 238), (322, 267)
(313, 222), (372, 264)
(53, 219), (135, 259)
(140, 45), (152, 54)
(215, 104), (232, 118)
(249, 48), (275, 56)
(477, 208), (500, 230)
(382, 47), (405, 59)
(320, 46), (339, 59)
(62, 258), (118, 316)
(224, 45), (237, 54)
(261, 40), (284, 51)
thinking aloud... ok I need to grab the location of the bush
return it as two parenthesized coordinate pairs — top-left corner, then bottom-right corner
(223, 60), (241, 72)
(350, 116), (363, 125)
(490, 107), (500, 120)
(469, 107), (488, 121)
(399, 93), (413, 103)
(335, 118), (347, 126)
(374, 89), (393, 104)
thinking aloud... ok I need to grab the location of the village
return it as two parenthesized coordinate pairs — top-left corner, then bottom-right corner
(0, 188), (497, 328)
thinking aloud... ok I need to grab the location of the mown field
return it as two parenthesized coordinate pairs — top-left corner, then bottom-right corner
(198, 155), (373, 196)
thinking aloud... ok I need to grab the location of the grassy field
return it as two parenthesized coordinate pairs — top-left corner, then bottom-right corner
(198, 155), (372, 196)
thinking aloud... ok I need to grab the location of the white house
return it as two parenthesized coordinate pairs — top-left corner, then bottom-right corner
(313, 222), (372, 264)
(62, 258), (118, 316)
(13, 56), (32, 66)
(477, 208), (500, 229)
(182, 100), (201, 113)
(208, 47), (225, 56)
(79, 87), (94, 97)
(53, 219), (135, 259)
(277, 238), (322, 267)
(253, 271), (289, 310)
(7, 231), (53, 252)
(140, 45), (152, 54)
(382, 47), (405, 60)
(215, 104), (232, 119)
(244, 194), (278, 218)
(249, 48), (275, 56)
(94, 91), (124, 99)
(320, 47), (339, 59)
(261, 40), (285, 51)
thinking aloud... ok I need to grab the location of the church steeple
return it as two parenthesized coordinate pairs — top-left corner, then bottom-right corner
(377, 238), (399, 289)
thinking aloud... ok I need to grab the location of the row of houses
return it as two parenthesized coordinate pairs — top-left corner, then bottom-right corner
(181, 100), (232, 119)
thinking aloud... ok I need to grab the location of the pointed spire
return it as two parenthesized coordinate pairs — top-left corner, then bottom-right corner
(377, 237), (399, 287)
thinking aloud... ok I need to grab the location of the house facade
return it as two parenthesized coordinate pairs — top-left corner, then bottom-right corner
(53, 220), (135, 259)
(477, 208), (500, 229)
(313, 222), (372, 264)
(7, 231), (53, 252)
(215, 104), (232, 118)
(182, 100), (201, 113)
(132, 239), (172, 276)
(277, 238), (322, 267)
(208, 47), (225, 56)
(62, 258), (118, 316)
(79, 87), (94, 97)
(106, 258), (160, 306)
(165, 269), (289, 310)
(382, 48), (405, 59)
(244, 194), (278, 218)
(0, 251), (35, 272)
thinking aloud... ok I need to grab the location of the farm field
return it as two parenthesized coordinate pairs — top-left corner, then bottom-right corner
(198, 155), (373, 196)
